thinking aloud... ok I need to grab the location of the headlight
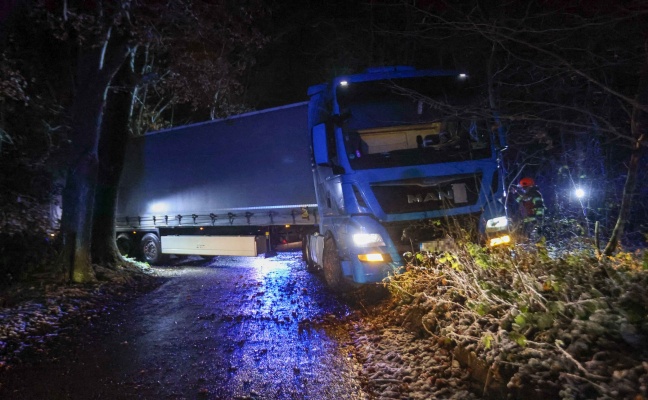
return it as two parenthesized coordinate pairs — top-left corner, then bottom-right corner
(489, 235), (511, 247)
(358, 253), (392, 262)
(352, 233), (385, 247)
(485, 216), (508, 232)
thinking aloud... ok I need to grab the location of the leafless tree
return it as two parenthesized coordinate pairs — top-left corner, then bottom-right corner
(24, 0), (269, 282)
(372, 0), (647, 252)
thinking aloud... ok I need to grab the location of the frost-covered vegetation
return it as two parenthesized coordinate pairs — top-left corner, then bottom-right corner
(0, 260), (159, 369)
(378, 240), (648, 399)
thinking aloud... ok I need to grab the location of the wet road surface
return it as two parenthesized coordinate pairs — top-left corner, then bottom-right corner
(0, 252), (366, 399)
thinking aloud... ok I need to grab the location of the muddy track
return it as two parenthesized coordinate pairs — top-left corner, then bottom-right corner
(0, 252), (365, 399)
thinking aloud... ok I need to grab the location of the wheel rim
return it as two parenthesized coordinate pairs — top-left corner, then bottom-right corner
(143, 241), (158, 261)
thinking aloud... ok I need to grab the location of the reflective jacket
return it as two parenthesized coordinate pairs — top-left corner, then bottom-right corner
(516, 186), (545, 222)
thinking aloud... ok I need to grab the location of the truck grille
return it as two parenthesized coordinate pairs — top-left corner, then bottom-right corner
(371, 175), (481, 214)
(383, 214), (481, 254)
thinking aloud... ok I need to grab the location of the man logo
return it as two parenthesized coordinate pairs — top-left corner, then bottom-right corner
(407, 191), (452, 203)
(407, 184), (468, 204)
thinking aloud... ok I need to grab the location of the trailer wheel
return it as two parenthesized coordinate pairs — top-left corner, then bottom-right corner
(141, 233), (165, 265)
(323, 235), (349, 292)
(116, 234), (133, 257)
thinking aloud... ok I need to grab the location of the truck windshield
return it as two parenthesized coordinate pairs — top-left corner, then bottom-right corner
(336, 77), (493, 170)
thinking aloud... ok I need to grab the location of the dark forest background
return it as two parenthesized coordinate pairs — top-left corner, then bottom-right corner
(0, 0), (646, 283)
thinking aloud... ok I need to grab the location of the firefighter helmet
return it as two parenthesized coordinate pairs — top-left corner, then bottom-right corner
(519, 177), (535, 188)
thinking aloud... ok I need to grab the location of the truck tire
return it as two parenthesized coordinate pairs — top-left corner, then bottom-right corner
(116, 234), (133, 257)
(323, 235), (349, 292)
(141, 233), (165, 265)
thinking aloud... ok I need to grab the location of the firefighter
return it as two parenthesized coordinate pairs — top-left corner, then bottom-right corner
(513, 177), (546, 238)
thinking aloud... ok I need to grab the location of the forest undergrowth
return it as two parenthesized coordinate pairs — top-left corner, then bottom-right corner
(381, 238), (648, 399)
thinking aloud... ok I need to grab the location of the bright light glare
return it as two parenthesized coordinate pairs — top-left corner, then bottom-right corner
(575, 188), (586, 199)
(353, 233), (385, 247)
(485, 216), (508, 232)
(489, 235), (511, 247)
(150, 202), (168, 213)
(458, 73), (468, 79)
(358, 253), (385, 262)
(339, 80), (348, 86)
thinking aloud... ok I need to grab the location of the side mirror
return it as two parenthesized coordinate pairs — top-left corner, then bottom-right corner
(312, 123), (329, 165)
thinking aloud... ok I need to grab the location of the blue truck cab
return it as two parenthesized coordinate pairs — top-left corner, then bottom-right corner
(303, 66), (510, 287)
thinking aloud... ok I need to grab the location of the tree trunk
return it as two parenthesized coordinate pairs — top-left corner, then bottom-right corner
(91, 62), (134, 266)
(60, 151), (98, 283)
(602, 63), (648, 256)
(603, 138), (646, 256)
(60, 50), (107, 283)
(59, 43), (129, 283)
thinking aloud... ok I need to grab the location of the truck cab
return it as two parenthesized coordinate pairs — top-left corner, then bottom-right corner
(304, 66), (510, 287)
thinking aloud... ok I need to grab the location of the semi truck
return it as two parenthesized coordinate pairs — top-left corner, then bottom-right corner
(115, 66), (511, 289)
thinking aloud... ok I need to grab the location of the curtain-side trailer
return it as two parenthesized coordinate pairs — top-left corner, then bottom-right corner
(115, 102), (318, 264)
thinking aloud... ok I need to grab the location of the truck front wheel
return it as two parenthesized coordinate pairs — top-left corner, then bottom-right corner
(323, 235), (349, 292)
(141, 233), (165, 265)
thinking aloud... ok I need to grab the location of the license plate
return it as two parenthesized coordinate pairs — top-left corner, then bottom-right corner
(420, 237), (458, 253)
